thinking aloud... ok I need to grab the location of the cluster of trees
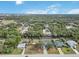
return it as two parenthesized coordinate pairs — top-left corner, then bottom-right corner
(3, 14), (79, 24)
(49, 21), (68, 36)
(24, 23), (44, 39)
(48, 21), (79, 42)
(15, 14), (79, 42)
(0, 23), (21, 54)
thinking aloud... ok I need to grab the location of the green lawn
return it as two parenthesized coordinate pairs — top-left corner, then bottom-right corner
(61, 47), (75, 54)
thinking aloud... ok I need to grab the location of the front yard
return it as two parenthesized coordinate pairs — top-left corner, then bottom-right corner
(61, 47), (75, 54)
(47, 47), (59, 54)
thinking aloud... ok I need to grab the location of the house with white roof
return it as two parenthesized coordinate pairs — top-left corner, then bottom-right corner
(67, 40), (77, 48)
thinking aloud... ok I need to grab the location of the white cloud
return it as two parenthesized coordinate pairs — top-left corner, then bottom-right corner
(47, 5), (60, 14)
(67, 9), (79, 14)
(16, 0), (23, 5)
(47, 4), (60, 11)
(25, 4), (60, 14)
(26, 9), (48, 14)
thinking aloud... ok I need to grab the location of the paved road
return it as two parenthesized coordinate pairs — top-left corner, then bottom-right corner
(22, 48), (26, 55)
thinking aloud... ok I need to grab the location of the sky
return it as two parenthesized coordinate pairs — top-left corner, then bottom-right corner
(0, 1), (79, 14)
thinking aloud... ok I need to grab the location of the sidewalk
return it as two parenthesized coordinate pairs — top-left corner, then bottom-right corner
(43, 45), (48, 54)
(71, 48), (79, 54)
(22, 48), (25, 55)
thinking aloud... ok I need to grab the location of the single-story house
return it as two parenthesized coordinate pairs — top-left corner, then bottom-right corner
(67, 40), (77, 48)
(43, 28), (51, 36)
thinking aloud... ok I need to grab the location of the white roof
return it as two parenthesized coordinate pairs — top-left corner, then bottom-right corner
(17, 43), (26, 48)
(67, 40), (77, 47)
(43, 29), (51, 35)
(66, 26), (74, 29)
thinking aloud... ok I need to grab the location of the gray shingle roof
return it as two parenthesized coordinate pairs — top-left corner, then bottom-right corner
(67, 40), (77, 47)
(54, 40), (64, 47)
